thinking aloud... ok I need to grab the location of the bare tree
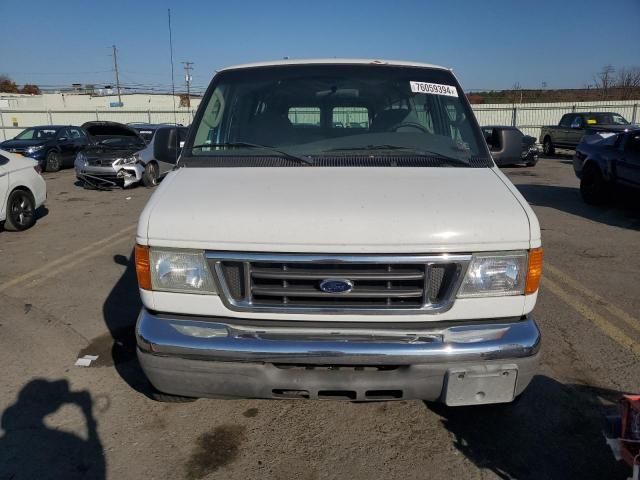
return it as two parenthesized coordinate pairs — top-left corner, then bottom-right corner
(594, 64), (616, 99)
(615, 66), (640, 99)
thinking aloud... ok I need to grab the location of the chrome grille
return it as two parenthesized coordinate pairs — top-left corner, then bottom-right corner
(207, 252), (471, 314)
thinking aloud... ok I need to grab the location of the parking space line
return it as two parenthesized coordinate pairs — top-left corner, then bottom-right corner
(541, 275), (640, 357)
(545, 262), (640, 334)
(0, 225), (136, 293)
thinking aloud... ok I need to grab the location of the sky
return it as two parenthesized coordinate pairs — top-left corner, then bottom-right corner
(1, 0), (639, 93)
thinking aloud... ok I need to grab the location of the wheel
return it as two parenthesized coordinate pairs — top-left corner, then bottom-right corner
(45, 150), (61, 172)
(580, 167), (610, 205)
(142, 162), (159, 188)
(4, 189), (36, 231)
(526, 156), (538, 167)
(542, 137), (555, 156)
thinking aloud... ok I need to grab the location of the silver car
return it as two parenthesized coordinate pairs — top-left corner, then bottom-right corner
(75, 123), (187, 188)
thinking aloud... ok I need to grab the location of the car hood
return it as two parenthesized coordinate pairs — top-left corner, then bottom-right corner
(83, 145), (141, 161)
(138, 166), (535, 253)
(82, 121), (142, 139)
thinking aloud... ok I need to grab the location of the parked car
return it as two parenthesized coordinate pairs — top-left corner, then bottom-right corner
(540, 112), (630, 155)
(0, 125), (90, 172)
(573, 128), (640, 204)
(134, 126), (188, 186)
(75, 121), (147, 188)
(0, 149), (47, 231)
(482, 125), (538, 166)
(128, 123), (183, 144)
(134, 59), (543, 405)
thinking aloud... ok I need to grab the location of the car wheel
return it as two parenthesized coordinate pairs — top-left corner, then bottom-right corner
(542, 137), (555, 156)
(526, 157), (538, 167)
(4, 189), (36, 231)
(580, 167), (610, 205)
(45, 150), (61, 172)
(142, 162), (159, 188)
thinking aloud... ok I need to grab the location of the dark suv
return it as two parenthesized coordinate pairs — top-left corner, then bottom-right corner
(0, 125), (91, 171)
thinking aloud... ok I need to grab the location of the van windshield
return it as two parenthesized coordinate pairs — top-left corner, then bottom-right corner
(186, 64), (491, 167)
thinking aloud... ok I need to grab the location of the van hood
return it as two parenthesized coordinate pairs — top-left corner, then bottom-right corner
(139, 166), (533, 253)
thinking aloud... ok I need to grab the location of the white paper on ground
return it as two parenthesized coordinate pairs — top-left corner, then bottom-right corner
(75, 357), (92, 367)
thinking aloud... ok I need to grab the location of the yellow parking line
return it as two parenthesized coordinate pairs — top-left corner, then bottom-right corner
(0, 225), (136, 293)
(22, 234), (135, 289)
(545, 262), (640, 335)
(542, 275), (640, 357)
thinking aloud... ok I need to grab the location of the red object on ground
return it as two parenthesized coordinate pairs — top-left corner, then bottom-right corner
(621, 395), (640, 468)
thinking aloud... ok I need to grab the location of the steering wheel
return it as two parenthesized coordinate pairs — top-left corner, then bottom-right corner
(391, 122), (429, 133)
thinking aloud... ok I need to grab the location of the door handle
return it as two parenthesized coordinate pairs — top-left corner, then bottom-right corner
(0, 172), (7, 178)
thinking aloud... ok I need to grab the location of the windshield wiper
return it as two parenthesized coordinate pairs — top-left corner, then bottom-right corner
(189, 142), (314, 165)
(322, 145), (471, 164)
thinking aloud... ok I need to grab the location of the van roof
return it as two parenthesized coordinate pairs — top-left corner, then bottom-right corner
(219, 58), (450, 72)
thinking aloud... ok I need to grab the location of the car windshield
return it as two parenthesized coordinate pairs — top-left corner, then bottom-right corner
(187, 64), (490, 167)
(15, 127), (59, 140)
(587, 113), (629, 125)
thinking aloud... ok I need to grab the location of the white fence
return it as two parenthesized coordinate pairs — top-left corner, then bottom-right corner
(0, 109), (195, 140)
(1, 100), (638, 141)
(471, 99), (639, 139)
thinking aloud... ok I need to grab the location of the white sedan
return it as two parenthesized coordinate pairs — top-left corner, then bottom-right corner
(0, 149), (47, 231)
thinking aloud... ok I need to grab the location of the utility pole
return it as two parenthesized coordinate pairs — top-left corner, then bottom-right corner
(112, 44), (122, 106)
(182, 61), (194, 107)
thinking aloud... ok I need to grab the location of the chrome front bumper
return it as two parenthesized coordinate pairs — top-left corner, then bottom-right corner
(136, 308), (541, 403)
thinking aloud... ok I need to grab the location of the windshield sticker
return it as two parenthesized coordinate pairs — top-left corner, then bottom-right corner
(587, 119), (597, 124)
(410, 81), (458, 97)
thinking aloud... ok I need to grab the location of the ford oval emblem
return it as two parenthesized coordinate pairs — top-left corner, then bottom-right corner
(319, 278), (354, 294)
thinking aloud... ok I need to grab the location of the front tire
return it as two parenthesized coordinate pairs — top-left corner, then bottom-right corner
(580, 167), (610, 205)
(542, 137), (555, 156)
(45, 150), (61, 172)
(142, 162), (159, 188)
(4, 189), (36, 231)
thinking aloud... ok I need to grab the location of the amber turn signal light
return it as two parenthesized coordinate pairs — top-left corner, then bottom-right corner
(525, 247), (543, 294)
(135, 244), (152, 290)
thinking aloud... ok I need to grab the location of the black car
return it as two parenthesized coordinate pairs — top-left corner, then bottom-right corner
(574, 127), (640, 204)
(0, 125), (90, 171)
(482, 126), (538, 166)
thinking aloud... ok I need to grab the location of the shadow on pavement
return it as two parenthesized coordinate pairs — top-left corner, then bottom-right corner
(515, 183), (640, 231)
(0, 379), (106, 480)
(425, 376), (629, 480)
(100, 251), (153, 396)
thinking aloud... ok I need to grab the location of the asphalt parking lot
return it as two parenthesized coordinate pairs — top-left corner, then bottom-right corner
(1, 157), (639, 480)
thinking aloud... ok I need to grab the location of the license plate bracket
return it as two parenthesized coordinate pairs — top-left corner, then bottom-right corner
(444, 365), (518, 406)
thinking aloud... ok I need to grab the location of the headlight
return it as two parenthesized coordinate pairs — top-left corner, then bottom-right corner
(119, 154), (139, 165)
(26, 145), (44, 154)
(458, 251), (528, 298)
(76, 151), (87, 164)
(149, 248), (216, 294)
